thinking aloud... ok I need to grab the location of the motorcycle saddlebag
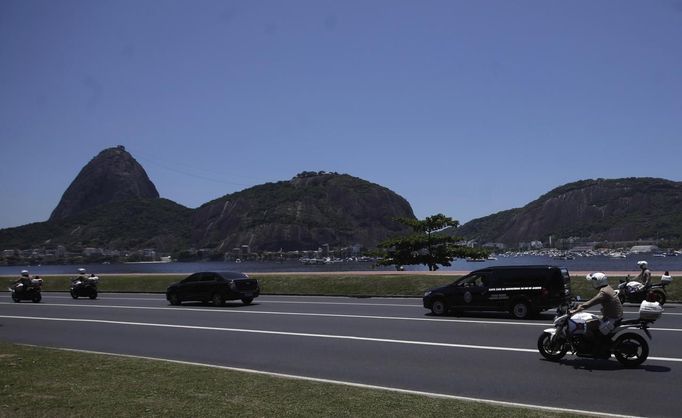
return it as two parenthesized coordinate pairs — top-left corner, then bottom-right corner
(639, 301), (663, 321)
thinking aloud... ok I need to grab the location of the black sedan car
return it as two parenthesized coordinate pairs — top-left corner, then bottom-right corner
(166, 271), (260, 306)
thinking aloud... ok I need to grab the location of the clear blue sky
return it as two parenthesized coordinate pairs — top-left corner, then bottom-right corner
(1, 1), (681, 229)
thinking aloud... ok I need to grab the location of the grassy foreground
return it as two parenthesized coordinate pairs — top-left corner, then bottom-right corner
(0, 342), (582, 418)
(2, 273), (678, 302)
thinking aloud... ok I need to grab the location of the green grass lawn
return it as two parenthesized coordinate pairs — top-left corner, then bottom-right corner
(0, 342), (584, 418)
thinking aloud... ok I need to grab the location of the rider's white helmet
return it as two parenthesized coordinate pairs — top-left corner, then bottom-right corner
(78, 268), (86, 274)
(20, 270), (29, 277)
(637, 260), (648, 269)
(586, 272), (609, 289)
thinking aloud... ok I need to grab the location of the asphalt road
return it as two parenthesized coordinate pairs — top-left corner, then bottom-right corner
(1, 293), (681, 417)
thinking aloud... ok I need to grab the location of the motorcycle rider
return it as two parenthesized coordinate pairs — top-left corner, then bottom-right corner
(635, 260), (652, 288)
(73, 268), (87, 285)
(570, 272), (624, 349)
(13, 270), (31, 293)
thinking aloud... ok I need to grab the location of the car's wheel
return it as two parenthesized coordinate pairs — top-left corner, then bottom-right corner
(168, 293), (181, 306)
(241, 297), (254, 305)
(537, 332), (567, 361)
(614, 333), (649, 368)
(212, 293), (225, 306)
(430, 299), (448, 316)
(511, 300), (531, 319)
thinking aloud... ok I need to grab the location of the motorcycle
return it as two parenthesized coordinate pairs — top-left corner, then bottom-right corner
(616, 275), (671, 305)
(10, 278), (43, 303)
(537, 300), (663, 367)
(70, 276), (99, 299)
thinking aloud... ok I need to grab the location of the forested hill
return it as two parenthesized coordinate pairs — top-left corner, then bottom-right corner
(456, 178), (682, 246)
(191, 171), (415, 251)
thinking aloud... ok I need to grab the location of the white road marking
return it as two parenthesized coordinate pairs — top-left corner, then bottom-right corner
(44, 295), (423, 307)
(18, 343), (639, 418)
(3, 315), (682, 363)
(2, 302), (681, 332)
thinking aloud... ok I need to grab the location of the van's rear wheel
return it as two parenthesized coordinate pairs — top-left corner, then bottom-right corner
(430, 299), (448, 316)
(511, 301), (531, 319)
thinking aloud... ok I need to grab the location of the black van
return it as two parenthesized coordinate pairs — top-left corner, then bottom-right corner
(422, 265), (570, 319)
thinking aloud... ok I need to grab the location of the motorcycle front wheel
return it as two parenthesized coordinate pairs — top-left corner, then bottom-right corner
(614, 333), (649, 368)
(537, 332), (568, 361)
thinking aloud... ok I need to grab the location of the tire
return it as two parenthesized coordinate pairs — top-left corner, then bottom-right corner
(650, 290), (666, 305)
(12, 295), (20, 303)
(537, 332), (568, 361)
(430, 299), (448, 316)
(89, 291), (97, 300)
(32, 293), (41, 303)
(241, 297), (254, 305)
(614, 333), (649, 368)
(212, 293), (225, 306)
(618, 293), (625, 304)
(168, 293), (181, 306)
(511, 300), (531, 319)
(71, 291), (78, 299)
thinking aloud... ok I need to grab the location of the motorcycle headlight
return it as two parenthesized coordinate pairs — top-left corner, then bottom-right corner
(424, 290), (432, 297)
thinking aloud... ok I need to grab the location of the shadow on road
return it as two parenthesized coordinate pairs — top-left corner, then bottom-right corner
(542, 358), (671, 373)
(167, 302), (259, 308)
(425, 311), (556, 321)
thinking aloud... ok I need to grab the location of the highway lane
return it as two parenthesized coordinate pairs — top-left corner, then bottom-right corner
(1, 293), (681, 417)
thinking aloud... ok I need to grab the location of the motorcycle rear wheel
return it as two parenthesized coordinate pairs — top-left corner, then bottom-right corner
(614, 333), (648, 368)
(649, 290), (665, 305)
(537, 332), (568, 361)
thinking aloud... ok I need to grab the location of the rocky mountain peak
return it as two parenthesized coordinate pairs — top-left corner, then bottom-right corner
(49, 146), (159, 221)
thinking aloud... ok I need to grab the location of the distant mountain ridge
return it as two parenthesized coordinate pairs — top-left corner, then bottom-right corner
(0, 148), (415, 253)
(2, 146), (681, 255)
(457, 178), (682, 246)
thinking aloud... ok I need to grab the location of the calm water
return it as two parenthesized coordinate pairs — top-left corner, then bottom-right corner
(1, 254), (680, 276)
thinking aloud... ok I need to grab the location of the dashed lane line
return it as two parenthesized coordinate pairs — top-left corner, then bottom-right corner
(3, 315), (682, 364)
(1, 302), (681, 332)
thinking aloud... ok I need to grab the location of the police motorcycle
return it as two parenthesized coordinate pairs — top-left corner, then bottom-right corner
(537, 298), (663, 368)
(70, 274), (99, 299)
(615, 274), (670, 305)
(10, 276), (43, 303)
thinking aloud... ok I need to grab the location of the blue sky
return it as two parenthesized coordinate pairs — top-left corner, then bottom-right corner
(1, 1), (681, 229)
